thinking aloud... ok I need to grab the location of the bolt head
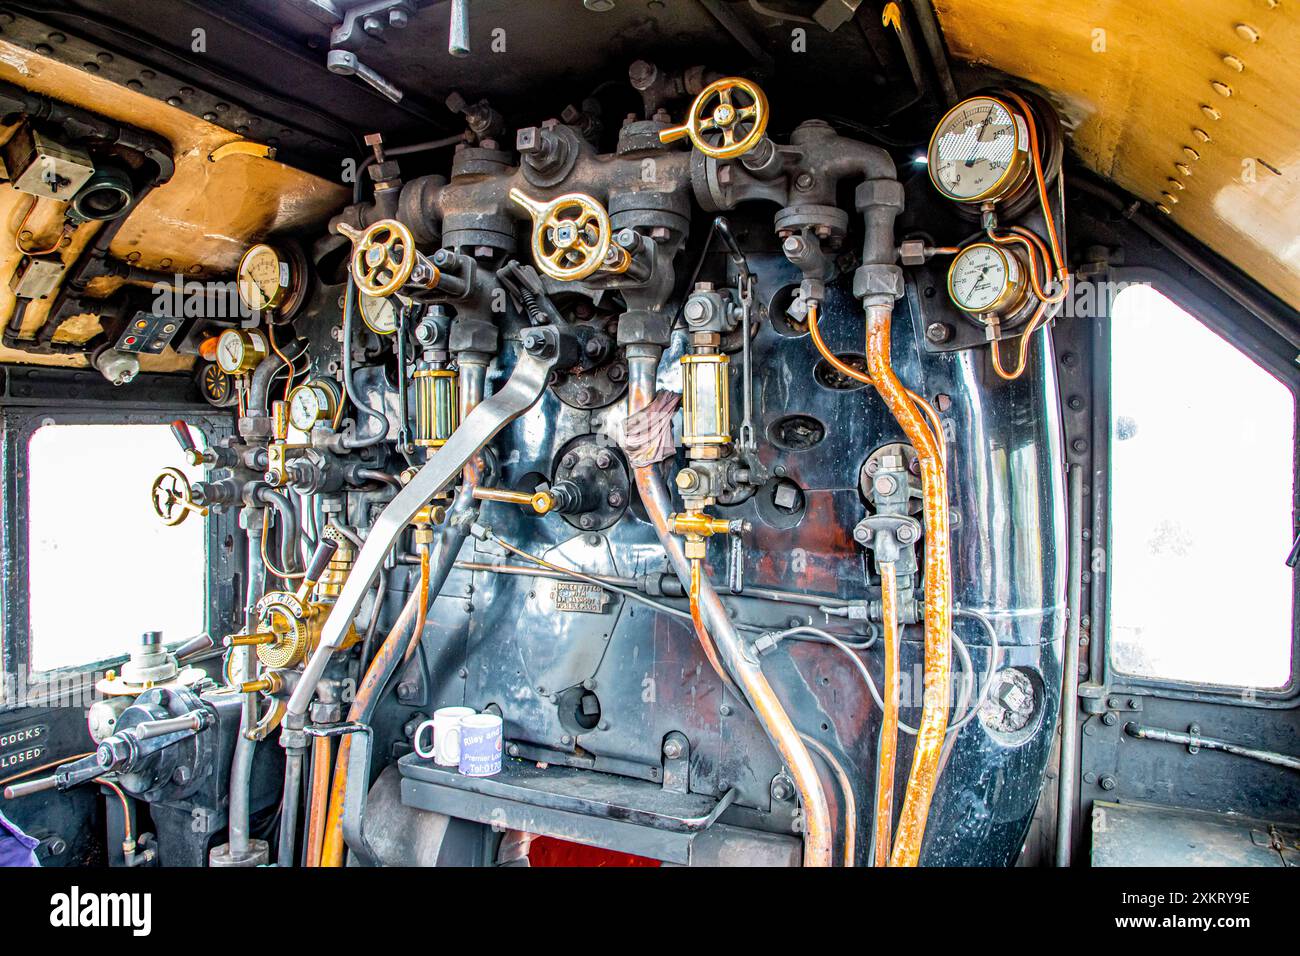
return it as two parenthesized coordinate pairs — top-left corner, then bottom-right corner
(925, 322), (953, 344)
(663, 739), (683, 759)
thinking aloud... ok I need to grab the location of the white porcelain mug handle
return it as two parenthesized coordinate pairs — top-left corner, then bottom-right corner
(413, 718), (438, 759)
(443, 723), (463, 764)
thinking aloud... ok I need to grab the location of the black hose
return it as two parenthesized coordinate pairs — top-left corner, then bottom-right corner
(338, 278), (389, 449)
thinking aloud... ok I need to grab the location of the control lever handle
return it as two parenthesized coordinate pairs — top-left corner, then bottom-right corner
(173, 632), (215, 661)
(302, 537), (341, 590)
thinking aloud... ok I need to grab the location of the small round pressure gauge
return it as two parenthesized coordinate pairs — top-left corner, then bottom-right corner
(215, 328), (268, 375)
(928, 95), (1032, 204)
(237, 243), (293, 312)
(358, 292), (404, 335)
(947, 242), (1028, 316)
(287, 380), (339, 432)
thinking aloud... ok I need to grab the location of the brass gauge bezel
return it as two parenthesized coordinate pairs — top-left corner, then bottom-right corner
(214, 328), (268, 375)
(946, 241), (1029, 317)
(287, 378), (340, 432)
(237, 243), (293, 312)
(358, 291), (406, 335)
(927, 94), (1033, 205)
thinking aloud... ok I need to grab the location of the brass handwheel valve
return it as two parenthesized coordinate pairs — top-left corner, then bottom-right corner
(337, 219), (440, 297)
(151, 467), (207, 526)
(508, 188), (612, 282)
(659, 76), (770, 160)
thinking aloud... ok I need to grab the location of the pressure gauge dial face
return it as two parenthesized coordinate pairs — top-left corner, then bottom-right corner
(928, 95), (1031, 204)
(358, 292), (404, 335)
(237, 243), (292, 312)
(287, 381), (337, 431)
(215, 328), (267, 375)
(947, 242), (1025, 315)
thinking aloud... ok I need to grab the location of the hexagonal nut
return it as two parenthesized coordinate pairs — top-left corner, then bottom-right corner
(855, 178), (906, 213)
(853, 264), (905, 301)
(899, 238), (928, 266)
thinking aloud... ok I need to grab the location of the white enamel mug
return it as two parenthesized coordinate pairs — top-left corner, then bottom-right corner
(413, 706), (477, 765)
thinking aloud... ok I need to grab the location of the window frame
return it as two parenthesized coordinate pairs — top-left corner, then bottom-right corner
(1094, 267), (1300, 708)
(1, 399), (237, 710)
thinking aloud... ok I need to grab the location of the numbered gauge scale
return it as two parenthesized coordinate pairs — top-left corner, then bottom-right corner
(927, 95), (1033, 205)
(214, 328), (268, 375)
(946, 242), (1036, 328)
(237, 242), (308, 319)
(287, 379), (340, 433)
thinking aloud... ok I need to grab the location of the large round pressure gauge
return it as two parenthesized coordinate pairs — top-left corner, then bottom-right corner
(215, 328), (268, 375)
(947, 242), (1027, 315)
(237, 243), (294, 312)
(928, 95), (1032, 204)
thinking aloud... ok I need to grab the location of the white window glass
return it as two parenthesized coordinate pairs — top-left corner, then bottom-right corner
(1108, 284), (1295, 688)
(27, 423), (207, 672)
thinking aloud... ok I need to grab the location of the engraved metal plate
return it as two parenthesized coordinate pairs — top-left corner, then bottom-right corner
(552, 581), (609, 613)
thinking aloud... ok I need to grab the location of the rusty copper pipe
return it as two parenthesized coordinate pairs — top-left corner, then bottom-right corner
(319, 584), (422, 866)
(864, 303), (952, 867)
(626, 344), (833, 867)
(874, 560), (900, 866)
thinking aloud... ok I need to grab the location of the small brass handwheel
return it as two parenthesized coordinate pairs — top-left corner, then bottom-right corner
(338, 219), (419, 298)
(509, 188), (612, 282)
(151, 467), (207, 526)
(659, 77), (770, 160)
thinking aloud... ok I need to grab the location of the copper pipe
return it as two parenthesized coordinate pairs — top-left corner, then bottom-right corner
(864, 303), (952, 867)
(304, 734), (332, 867)
(874, 560), (900, 866)
(319, 584), (422, 866)
(807, 303), (947, 461)
(626, 344), (833, 867)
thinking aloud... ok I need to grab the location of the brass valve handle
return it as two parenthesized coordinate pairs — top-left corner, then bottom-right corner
(508, 188), (612, 282)
(150, 467), (208, 526)
(472, 485), (556, 515)
(659, 76), (770, 160)
(337, 219), (423, 298)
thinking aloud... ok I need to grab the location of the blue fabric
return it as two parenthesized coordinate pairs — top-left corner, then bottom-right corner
(0, 810), (39, 867)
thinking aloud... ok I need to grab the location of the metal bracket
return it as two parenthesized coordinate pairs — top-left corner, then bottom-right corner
(662, 732), (690, 793)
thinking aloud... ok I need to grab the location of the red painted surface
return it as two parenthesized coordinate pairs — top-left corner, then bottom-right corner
(527, 836), (661, 867)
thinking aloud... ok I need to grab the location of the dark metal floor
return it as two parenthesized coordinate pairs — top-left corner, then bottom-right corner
(1091, 800), (1300, 867)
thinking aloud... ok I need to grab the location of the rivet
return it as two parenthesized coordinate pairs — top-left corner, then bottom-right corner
(1192, 128), (1211, 143)
(1234, 23), (1259, 43)
(1222, 54), (1245, 73)
(1200, 104), (1221, 121)
(1175, 162), (1193, 177)
(1211, 80), (1233, 97)
(1166, 177), (1185, 191)
(1155, 203), (1172, 215)
(1183, 146), (1201, 161)
(1161, 192), (1178, 204)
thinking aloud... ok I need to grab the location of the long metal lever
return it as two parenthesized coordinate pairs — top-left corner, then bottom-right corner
(285, 334), (563, 726)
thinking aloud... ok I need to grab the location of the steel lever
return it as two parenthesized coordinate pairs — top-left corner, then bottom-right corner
(286, 332), (564, 726)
